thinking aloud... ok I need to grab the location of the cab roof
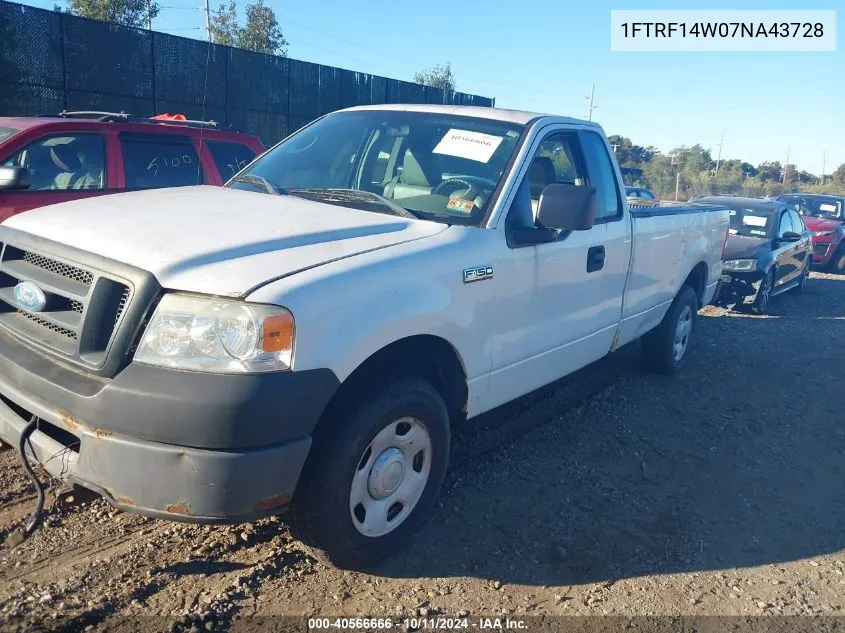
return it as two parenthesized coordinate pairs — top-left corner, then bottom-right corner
(340, 104), (601, 129)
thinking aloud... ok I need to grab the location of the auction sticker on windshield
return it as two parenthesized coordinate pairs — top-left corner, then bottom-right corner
(742, 215), (768, 227)
(433, 129), (504, 163)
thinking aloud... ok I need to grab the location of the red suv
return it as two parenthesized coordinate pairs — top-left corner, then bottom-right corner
(776, 194), (845, 272)
(0, 112), (265, 222)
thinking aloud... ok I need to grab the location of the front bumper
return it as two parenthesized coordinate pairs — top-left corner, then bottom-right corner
(718, 271), (764, 305)
(0, 330), (340, 522)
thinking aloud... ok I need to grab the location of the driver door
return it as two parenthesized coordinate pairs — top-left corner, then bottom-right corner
(483, 127), (631, 411)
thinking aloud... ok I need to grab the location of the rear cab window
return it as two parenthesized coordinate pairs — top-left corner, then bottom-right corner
(120, 133), (203, 189)
(206, 141), (258, 183)
(580, 131), (623, 222)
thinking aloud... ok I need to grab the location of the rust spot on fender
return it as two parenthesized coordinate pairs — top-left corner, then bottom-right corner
(116, 496), (135, 506)
(58, 410), (84, 432)
(253, 492), (293, 514)
(166, 502), (193, 516)
(92, 428), (113, 439)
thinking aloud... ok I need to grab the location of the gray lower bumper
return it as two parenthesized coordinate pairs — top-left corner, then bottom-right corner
(0, 372), (311, 523)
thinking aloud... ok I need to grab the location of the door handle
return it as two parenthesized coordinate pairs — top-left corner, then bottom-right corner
(587, 245), (605, 273)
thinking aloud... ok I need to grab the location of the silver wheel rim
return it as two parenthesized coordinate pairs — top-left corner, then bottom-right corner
(349, 417), (432, 538)
(759, 277), (770, 311)
(673, 305), (692, 361)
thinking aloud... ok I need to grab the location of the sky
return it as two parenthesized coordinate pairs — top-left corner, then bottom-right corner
(18, 0), (844, 173)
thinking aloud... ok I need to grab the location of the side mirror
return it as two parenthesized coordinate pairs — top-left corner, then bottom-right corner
(536, 183), (596, 231)
(780, 231), (801, 242)
(0, 166), (30, 191)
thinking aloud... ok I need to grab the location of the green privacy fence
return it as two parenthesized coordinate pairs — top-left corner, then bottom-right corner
(0, 0), (495, 145)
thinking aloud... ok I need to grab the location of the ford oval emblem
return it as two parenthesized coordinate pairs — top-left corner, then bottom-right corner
(13, 281), (47, 312)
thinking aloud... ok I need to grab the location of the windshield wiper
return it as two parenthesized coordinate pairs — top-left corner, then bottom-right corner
(229, 174), (287, 196)
(286, 188), (421, 219)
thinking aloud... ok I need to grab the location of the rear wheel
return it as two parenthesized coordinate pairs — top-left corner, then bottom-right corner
(641, 285), (698, 375)
(290, 376), (450, 570)
(750, 269), (774, 315)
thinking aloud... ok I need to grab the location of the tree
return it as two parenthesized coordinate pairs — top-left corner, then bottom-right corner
(832, 163), (845, 185)
(209, 0), (287, 56)
(210, 0), (238, 47)
(414, 62), (455, 92)
(66, 0), (158, 27)
(238, 0), (287, 55)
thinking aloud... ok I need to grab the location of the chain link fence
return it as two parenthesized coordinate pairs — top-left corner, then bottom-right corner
(0, 0), (495, 145)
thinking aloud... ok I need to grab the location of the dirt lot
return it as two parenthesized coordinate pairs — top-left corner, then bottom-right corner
(1, 272), (844, 633)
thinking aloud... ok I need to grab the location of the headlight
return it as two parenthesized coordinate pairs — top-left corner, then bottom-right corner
(812, 230), (833, 237)
(722, 258), (757, 272)
(134, 294), (294, 373)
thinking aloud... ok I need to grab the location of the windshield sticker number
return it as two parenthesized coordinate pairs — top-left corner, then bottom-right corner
(742, 215), (767, 227)
(820, 203), (837, 212)
(447, 196), (475, 214)
(433, 129), (504, 163)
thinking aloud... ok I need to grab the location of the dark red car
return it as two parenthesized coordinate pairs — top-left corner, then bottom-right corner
(0, 112), (265, 222)
(776, 194), (845, 273)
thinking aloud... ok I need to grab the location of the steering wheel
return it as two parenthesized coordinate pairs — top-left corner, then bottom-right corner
(433, 178), (484, 202)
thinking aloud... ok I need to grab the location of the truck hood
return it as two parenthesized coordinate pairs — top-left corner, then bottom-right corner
(3, 186), (447, 296)
(723, 234), (771, 260)
(802, 216), (842, 232)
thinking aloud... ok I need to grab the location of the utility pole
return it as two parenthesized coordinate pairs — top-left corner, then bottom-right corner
(205, 0), (212, 42)
(146, 0), (152, 29)
(714, 128), (724, 180)
(821, 151), (827, 185)
(782, 147), (790, 183)
(585, 84), (596, 121)
(675, 172), (680, 202)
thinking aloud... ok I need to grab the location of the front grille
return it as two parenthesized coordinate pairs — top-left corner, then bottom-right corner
(18, 310), (78, 340)
(22, 251), (94, 286)
(0, 243), (133, 367)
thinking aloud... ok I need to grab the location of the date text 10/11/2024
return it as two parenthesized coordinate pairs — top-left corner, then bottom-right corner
(307, 618), (528, 630)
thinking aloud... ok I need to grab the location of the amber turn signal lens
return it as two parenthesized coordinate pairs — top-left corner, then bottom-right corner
(261, 313), (294, 353)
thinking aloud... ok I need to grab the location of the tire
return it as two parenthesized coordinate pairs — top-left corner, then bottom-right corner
(750, 269), (774, 315)
(289, 376), (450, 570)
(795, 258), (811, 293)
(830, 247), (845, 275)
(641, 285), (698, 375)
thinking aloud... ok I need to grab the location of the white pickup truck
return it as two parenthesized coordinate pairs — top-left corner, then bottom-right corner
(0, 105), (728, 568)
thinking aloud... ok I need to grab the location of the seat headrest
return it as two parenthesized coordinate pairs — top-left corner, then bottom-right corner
(400, 147), (441, 187)
(50, 144), (81, 172)
(528, 156), (556, 198)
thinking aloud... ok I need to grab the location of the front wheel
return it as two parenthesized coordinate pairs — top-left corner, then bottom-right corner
(750, 269), (774, 315)
(795, 258), (811, 293)
(289, 376), (450, 569)
(641, 285), (698, 375)
(830, 247), (845, 275)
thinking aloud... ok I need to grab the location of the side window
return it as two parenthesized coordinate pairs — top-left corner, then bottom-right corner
(789, 210), (805, 232)
(120, 133), (203, 189)
(206, 141), (258, 182)
(529, 133), (584, 202)
(778, 211), (793, 237)
(580, 132), (622, 221)
(2, 133), (105, 191)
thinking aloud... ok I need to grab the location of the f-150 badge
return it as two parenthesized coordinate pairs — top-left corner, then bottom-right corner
(463, 266), (493, 283)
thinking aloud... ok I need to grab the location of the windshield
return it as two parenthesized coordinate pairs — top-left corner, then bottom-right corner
(0, 126), (22, 144)
(226, 110), (524, 225)
(728, 207), (775, 238)
(779, 195), (843, 221)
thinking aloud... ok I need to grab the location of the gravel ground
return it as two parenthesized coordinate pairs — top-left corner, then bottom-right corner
(1, 271), (844, 633)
